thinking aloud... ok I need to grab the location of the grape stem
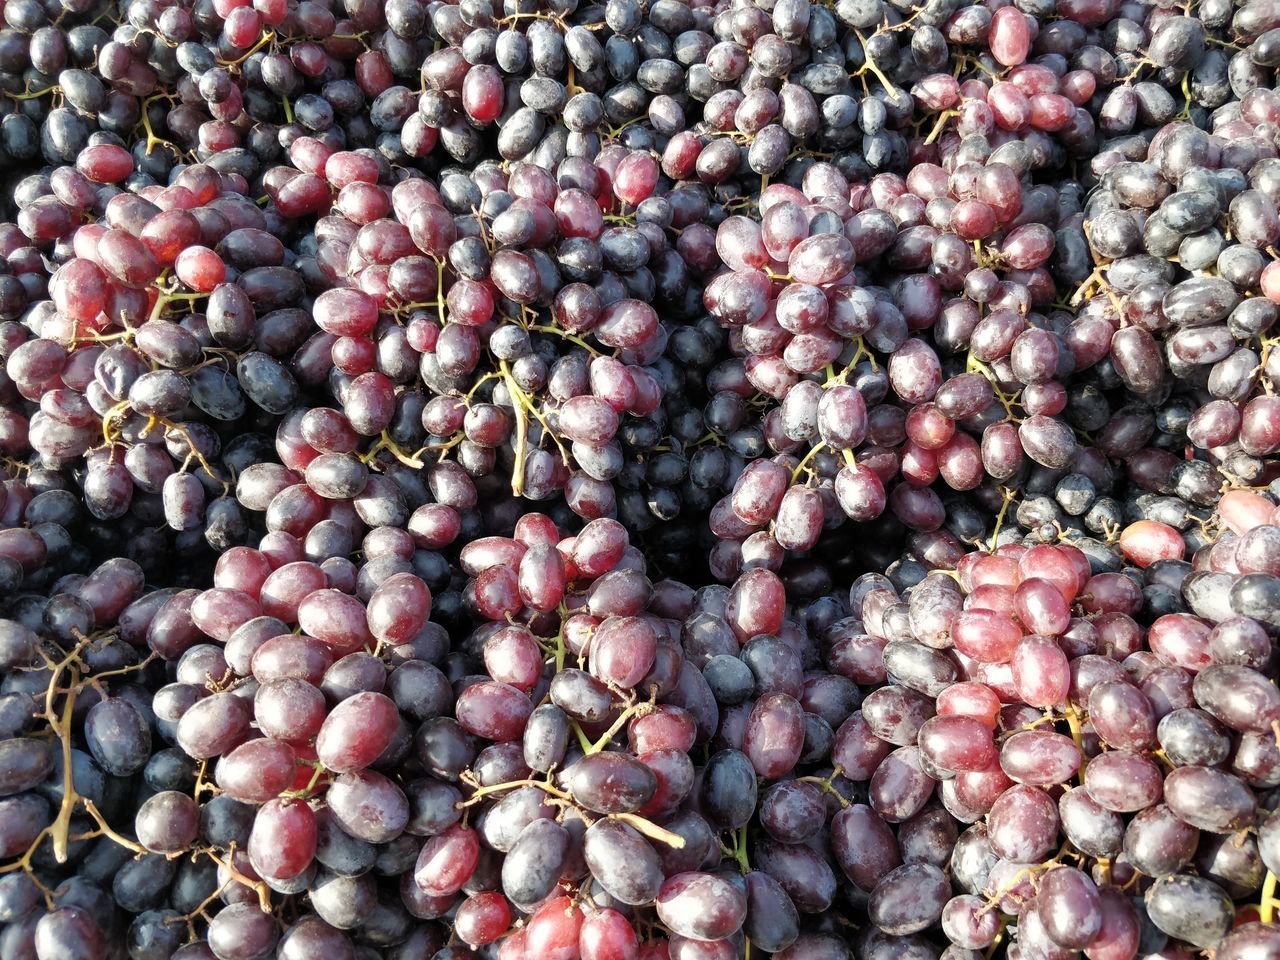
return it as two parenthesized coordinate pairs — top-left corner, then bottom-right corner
(923, 109), (959, 146)
(1063, 701), (1089, 776)
(72, 798), (149, 857)
(3, 83), (61, 101)
(853, 31), (901, 99)
(582, 699), (655, 756)
(205, 844), (274, 913)
(987, 486), (1018, 552)
(0, 832), (57, 908)
(465, 371), (502, 401)
(280, 761), (328, 800)
(495, 10), (566, 27)
(722, 824), (750, 873)
(139, 94), (189, 159)
(602, 116), (646, 143)
(608, 813), (685, 849)
(218, 29), (277, 67)
(192, 758), (217, 800)
(977, 841), (1074, 917)
(983, 921), (1008, 959)
(501, 360), (530, 497)
(551, 615), (568, 673)
(0, 457), (32, 478)
(149, 288), (209, 323)
(45, 642), (88, 863)
(789, 441), (827, 485)
(164, 874), (234, 939)
(157, 417), (232, 493)
(499, 358), (573, 491)
(965, 353), (1022, 422)
(101, 398), (132, 447)
(82, 649), (157, 688)
(1, 635), (158, 888)
(996, 711), (1059, 741)
(1261, 870), (1279, 923)
(823, 339), (878, 384)
(453, 774), (686, 849)
(435, 257), (448, 327)
(360, 430), (427, 469)
(796, 766), (852, 809)
(525, 323), (603, 358)
(457, 776), (573, 807)
(570, 718), (594, 755)
(66, 328), (134, 348)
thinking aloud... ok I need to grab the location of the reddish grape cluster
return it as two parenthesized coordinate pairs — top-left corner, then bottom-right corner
(4, 0), (1280, 955)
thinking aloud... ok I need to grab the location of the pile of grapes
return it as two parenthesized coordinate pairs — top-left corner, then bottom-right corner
(5, 0), (1280, 954)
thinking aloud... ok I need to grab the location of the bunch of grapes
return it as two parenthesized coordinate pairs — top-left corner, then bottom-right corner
(4, 0), (1280, 954)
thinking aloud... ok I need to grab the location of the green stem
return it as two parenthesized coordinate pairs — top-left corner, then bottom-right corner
(1262, 870), (1278, 923)
(585, 701), (652, 755)
(732, 825), (750, 873)
(790, 441), (827, 484)
(988, 487), (1018, 553)
(499, 360), (528, 497)
(570, 718), (594, 755)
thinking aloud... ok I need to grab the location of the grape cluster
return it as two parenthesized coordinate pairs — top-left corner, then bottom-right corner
(841, 533), (1280, 960)
(4, 0), (1280, 954)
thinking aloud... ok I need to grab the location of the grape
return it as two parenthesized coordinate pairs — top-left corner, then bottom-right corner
(871, 865), (950, 937)
(917, 715), (996, 773)
(315, 691), (399, 773)
(1192, 664), (1280, 732)
(1079, 888), (1139, 960)
(986, 784), (1059, 863)
(742, 870), (800, 954)
(754, 839), (838, 914)
(248, 799), (317, 881)
(1082, 750), (1164, 813)
(1088, 681), (1157, 750)
(1123, 803), (1199, 878)
(568, 752), (657, 814)
(1000, 732), (1080, 786)
(502, 817), (570, 908)
(455, 892), (512, 948)
(135, 792), (200, 854)
(207, 903), (279, 960)
(583, 818), (664, 905)
(1163, 766), (1257, 833)
(1144, 875), (1234, 949)
(700, 749), (759, 830)
(34, 908), (105, 960)
(456, 681), (533, 742)
(1036, 866), (1102, 949)
(215, 739), (297, 804)
(276, 916), (355, 960)
(175, 693), (252, 759)
(414, 823), (480, 897)
(743, 693), (806, 778)
(254, 678), (326, 743)
(326, 771), (408, 843)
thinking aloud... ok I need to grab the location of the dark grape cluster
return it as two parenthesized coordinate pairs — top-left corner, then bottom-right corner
(4, 0), (1280, 954)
